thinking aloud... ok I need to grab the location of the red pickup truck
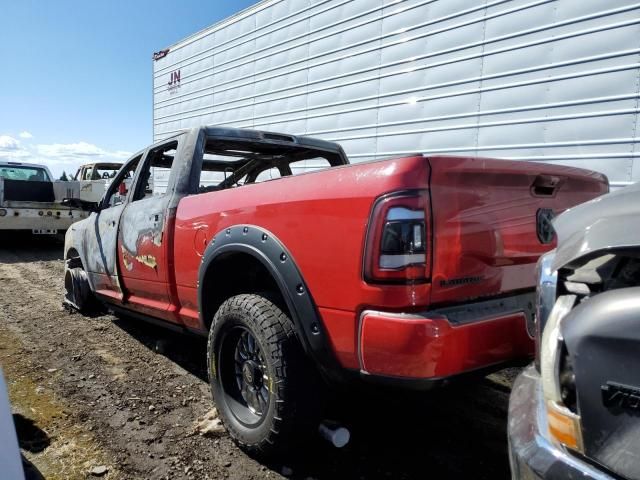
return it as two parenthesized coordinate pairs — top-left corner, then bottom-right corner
(63, 126), (608, 455)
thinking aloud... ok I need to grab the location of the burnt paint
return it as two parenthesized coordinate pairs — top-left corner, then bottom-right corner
(114, 133), (189, 322)
(79, 151), (150, 300)
(84, 205), (126, 300)
(117, 195), (174, 321)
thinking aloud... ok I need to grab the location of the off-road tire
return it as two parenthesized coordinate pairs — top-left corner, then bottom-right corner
(207, 294), (322, 457)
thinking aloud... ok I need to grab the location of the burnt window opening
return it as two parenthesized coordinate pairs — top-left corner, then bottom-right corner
(194, 137), (340, 194)
(105, 156), (141, 208)
(134, 141), (178, 199)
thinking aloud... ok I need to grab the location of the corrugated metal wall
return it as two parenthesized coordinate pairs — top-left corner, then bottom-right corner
(153, 0), (640, 188)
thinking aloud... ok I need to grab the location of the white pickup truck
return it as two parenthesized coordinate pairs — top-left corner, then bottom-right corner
(0, 161), (88, 235)
(72, 162), (127, 203)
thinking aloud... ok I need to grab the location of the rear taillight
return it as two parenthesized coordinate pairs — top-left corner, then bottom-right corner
(364, 190), (430, 283)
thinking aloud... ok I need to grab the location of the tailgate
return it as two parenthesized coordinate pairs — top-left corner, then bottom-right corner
(427, 156), (608, 305)
(2, 178), (55, 202)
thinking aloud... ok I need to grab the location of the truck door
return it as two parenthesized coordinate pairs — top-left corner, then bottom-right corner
(116, 140), (180, 322)
(85, 155), (143, 301)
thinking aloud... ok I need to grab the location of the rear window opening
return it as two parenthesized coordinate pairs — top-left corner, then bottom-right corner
(0, 165), (51, 182)
(76, 163), (122, 181)
(194, 138), (342, 194)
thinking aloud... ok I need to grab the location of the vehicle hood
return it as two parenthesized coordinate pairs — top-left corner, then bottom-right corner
(552, 182), (640, 270)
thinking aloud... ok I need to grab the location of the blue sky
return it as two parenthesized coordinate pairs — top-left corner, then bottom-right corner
(0, 0), (258, 177)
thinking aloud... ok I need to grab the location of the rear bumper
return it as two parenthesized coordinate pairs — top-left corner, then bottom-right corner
(357, 292), (535, 380)
(0, 207), (86, 231)
(508, 366), (613, 480)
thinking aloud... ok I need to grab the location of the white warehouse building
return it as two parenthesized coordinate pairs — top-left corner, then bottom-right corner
(152, 0), (640, 189)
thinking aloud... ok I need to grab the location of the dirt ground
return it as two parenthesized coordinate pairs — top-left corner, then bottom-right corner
(0, 237), (523, 479)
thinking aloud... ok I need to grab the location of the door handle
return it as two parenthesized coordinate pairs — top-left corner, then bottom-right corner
(531, 175), (562, 197)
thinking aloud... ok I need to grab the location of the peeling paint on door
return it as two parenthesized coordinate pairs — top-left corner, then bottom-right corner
(121, 245), (133, 271)
(135, 254), (158, 269)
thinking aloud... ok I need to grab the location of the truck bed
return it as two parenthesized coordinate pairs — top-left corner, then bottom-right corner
(172, 154), (607, 371)
(0, 176), (89, 232)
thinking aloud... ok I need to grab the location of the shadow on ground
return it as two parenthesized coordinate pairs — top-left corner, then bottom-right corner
(13, 414), (47, 480)
(13, 414), (51, 453)
(0, 234), (64, 262)
(112, 313), (515, 479)
(22, 456), (45, 480)
(111, 314), (209, 381)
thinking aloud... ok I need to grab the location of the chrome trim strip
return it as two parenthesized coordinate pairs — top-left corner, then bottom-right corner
(536, 251), (559, 337)
(540, 294), (576, 403)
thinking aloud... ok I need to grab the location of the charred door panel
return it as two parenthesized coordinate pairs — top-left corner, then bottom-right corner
(114, 137), (186, 322)
(84, 153), (144, 303)
(85, 205), (126, 300)
(117, 188), (174, 320)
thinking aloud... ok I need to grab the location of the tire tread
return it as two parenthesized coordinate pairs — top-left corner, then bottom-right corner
(207, 293), (320, 457)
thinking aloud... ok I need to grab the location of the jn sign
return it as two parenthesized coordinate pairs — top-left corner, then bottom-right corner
(168, 70), (181, 92)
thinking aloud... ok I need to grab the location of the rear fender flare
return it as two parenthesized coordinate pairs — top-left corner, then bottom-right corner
(198, 225), (339, 375)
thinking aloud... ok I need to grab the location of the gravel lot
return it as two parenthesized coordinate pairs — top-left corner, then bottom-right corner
(0, 237), (522, 479)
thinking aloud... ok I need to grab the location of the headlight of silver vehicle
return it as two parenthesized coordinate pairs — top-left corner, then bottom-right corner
(536, 250), (583, 452)
(535, 250), (558, 368)
(540, 293), (583, 452)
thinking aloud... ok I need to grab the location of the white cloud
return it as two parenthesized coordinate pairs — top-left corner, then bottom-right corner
(0, 135), (29, 159)
(36, 142), (132, 161)
(0, 135), (132, 177)
(37, 141), (110, 159)
(19, 131), (33, 139)
(0, 135), (20, 150)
